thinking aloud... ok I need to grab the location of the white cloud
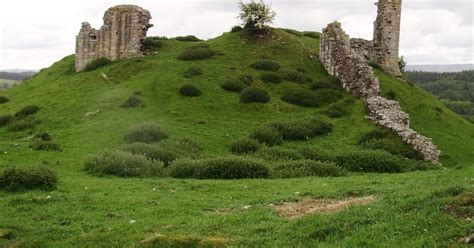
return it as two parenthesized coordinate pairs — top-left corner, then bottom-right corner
(0, 0), (472, 69)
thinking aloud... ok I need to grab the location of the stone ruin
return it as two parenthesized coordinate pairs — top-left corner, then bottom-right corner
(319, 2), (441, 163)
(75, 5), (153, 72)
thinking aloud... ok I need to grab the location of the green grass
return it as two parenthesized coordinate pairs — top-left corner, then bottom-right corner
(0, 28), (472, 246)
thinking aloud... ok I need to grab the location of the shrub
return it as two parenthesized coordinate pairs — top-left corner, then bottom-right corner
(14, 105), (40, 119)
(177, 44), (216, 61)
(386, 90), (397, 100)
(183, 67), (203, 78)
(238, 75), (254, 85)
(221, 79), (248, 93)
(269, 118), (332, 141)
(325, 99), (354, 118)
(238, 0), (276, 29)
(281, 28), (302, 37)
(360, 138), (422, 160)
(250, 126), (282, 146)
(303, 31), (320, 39)
(282, 88), (342, 107)
(84, 150), (165, 177)
(250, 60), (281, 71)
(121, 142), (178, 166)
(310, 79), (340, 90)
(124, 122), (168, 144)
(240, 87), (270, 103)
(34, 132), (51, 141)
(144, 37), (164, 51)
(179, 84), (202, 97)
(121, 96), (142, 108)
(175, 35), (201, 42)
(0, 115), (12, 127)
(0, 167), (58, 191)
(230, 25), (243, 33)
(369, 62), (383, 70)
(230, 139), (261, 154)
(0, 96), (9, 104)
(8, 116), (39, 131)
(261, 73), (283, 84)
(271, 160), (346, 178)
(30, 139), (61, 151)
(279, 69), (312, 84)
(169, 159), (201, 178)
(255, 147), (303, 161)
(357, 129), (389, 145)
(158, 139), (202, 159)
(84, 57), (111, 71)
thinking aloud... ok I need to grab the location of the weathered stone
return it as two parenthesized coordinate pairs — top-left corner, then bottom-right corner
(75, 5), (153, 72)
(320, 21), (440, 164)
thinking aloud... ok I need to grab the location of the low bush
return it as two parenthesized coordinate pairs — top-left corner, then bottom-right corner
(178, 43), (216, 61)
(250, 60), (281, 71)
(168, 159), (201, 179)
(300, 149), (406, 173)
(183, 67), (203, 78)
(144, 37), (164, 51)
(360, 138), (423, 160)
(240, 87), (270, 103)
(282, 88), (342, 107)
(84, 150), (165, 177)
(250, 126), (282, 146)
(325, 99), (354, 118)
(230, 25), (243, 33)
(279, 69), (312, 84)
(386, 90), (397, 100)
(271, 160), (346, 178)
(179, 84), (202, 97)
(230, 139), (261, 154)
(8, 116), (39, 131)
(310, 79), (340, 90)
(121, 96), (142, 108)
(157, 139), (202, 159)
(0, 115), (12, 127)
(281, 28), (302, 37)
(30, 139), (61, 151)
(255, 147), (303, 161)
(369, 62), (383, 70)
(175, 35), (201, 42)
(221, 79), (248, 92)
(269, 118), (332, 141)
(303, 31), (320, 39)
(238, 75), (254, 85)
(122, 142), (178, 166)
(0, 96), (9, 104)
(261, 73), (283, 84)
(34, 132), (51, 141)
(83, 57), (111, 71)
(357, 129), (390, 145)
(124, 122), (168, 144)
(0, 167), (58, 191)
(14, 105), (40, 119)
(200, 157), (270, 179)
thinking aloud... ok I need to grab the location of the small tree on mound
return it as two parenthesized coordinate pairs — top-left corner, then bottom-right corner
(238, 0), (276, 30)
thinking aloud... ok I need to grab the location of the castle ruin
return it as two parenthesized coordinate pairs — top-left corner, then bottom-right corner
(75, 5), (153, 72)
(320, 1), (440, 163)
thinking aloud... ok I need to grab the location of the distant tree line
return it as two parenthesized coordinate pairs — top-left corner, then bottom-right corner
(0, 71), (37, 82)
(406, 70), (474, 123)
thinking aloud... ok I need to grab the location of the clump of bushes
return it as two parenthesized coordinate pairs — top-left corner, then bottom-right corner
(250, 126), (282, 146)
(255, 147), (303, 161)
(14, 105), (40, 119)
(230, 139), (261, 154)
(386, 90), (397, 100)
(357, 129), (422, 160)
(175, 35), (201, 42)
(250, 60), (281, 71)
(282, 88), (342, 107)
(122, 142), (177, 166)
(177, 43), (216, 61)
(238, 75), (254, 85)
(240, 87), (270, 103)
(0, 167), (58, 191)
(221, 79), (248, 93)
(261, 73), (283, 84)
(271, 160), (346, 178)
(84, 150), (166, 177)
(8, 116), (40, 132)
(0, 96), (9, 104)
(281, 28), (302, 37)
(124, 122), (168, 144)
(300, 148), (406, 173)
(303, 31), (320, 39)
(0, 115), (12, 127)
(279, 69), (312, 84)
(170, 157), (270, 179)
(325, 98), (355, 118)
(269, 118), (332, 141)
(121, 96), (143, 108)
(30, 132), (61, 151)
(230, 25), (243, 33)
(144, 37), (164, 51)
(83, 57), (111, 71)
(183, 67), (203, 78)
(310, 79), (340, 90)
(179, 84), (202, 97)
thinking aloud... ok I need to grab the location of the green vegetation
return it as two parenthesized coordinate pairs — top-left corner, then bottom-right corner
(182, 66), (203, 78)
(271, 160), (346, 178)
(281, 88), (342, 107)
(120, 96), (143, 108)
(175, 35), (202, 42)
(230, 138), (261, 154)
(240, 87), (270, 103)
(179, 84), (202, 97)
(250, 60), (281, 71)
(177, 43), (217, 60)
(0, 28), (472, 246)
(83, 57), (111, 71)
(250, 126), (282, 146)
(261, 72), (283, 84)
(0, 167), (58, 191)
(0, 96), (9, 104)
(221, 79), (248, 92)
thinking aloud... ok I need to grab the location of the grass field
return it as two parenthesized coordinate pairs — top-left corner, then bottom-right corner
(0, 28), (472, 247)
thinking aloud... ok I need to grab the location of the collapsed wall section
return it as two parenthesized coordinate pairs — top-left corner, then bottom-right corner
(320, 22), (440, 163)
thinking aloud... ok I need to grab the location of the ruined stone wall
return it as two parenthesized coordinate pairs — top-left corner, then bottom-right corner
(373, 0), (403, 77)
(320, 22), (440, 163)
(75, 5), (153, 72)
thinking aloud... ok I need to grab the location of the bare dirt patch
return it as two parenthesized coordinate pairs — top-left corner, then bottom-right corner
(274, 196), (376, 219)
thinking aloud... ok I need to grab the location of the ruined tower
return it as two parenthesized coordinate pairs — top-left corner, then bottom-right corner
(75, 5), (153, 72)
(373, 0), (403, 77)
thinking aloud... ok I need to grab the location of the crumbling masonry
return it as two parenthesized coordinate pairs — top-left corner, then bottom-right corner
(75, 5), (153, 72)
(320, 2), (440, 163)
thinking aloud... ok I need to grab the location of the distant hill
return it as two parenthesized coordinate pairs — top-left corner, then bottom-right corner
(406, 64), (473, 72)
(0, 70), (37, 82)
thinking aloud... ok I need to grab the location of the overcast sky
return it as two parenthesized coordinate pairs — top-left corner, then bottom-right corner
(0, 0), (472, 70)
